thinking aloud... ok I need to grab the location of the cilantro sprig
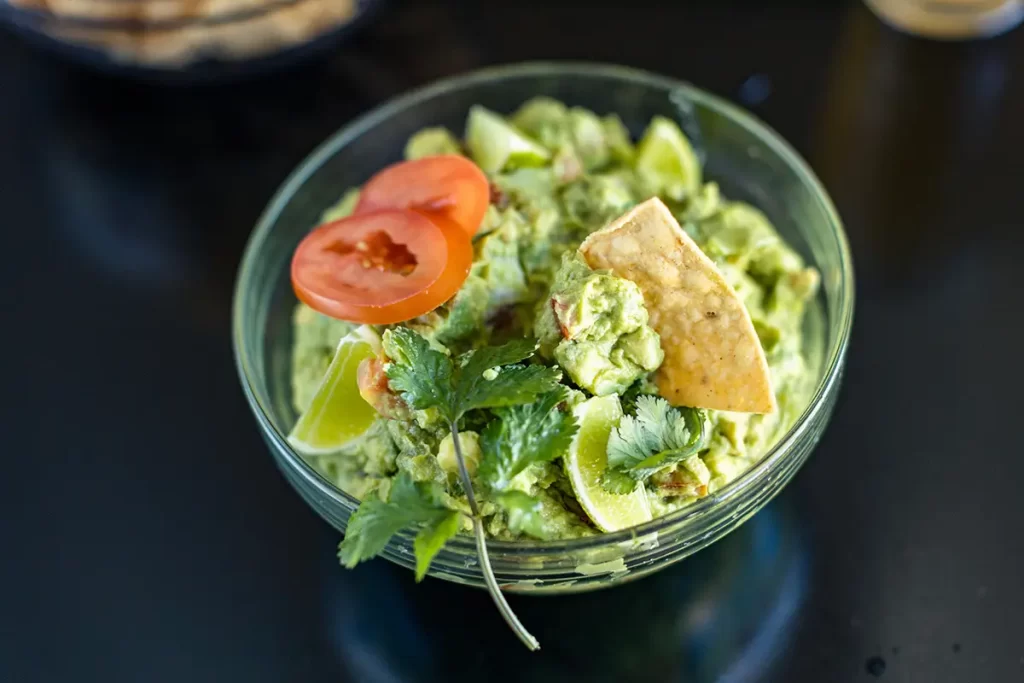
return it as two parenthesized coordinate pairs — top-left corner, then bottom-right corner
(601, 395), (708, 495)
(479, 387), (577, 491)
(344, 327), (565, 650)
(339, 472), (460, 580)
(385, 328), (561, 421)
(493, 490), (555, 540)
(476, 388), (578, 541)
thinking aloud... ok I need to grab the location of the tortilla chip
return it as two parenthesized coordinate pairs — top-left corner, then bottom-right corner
(579, 198), (775, 413)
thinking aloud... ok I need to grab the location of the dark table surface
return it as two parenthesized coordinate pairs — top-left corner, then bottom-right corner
(3, 1), (1023, 681)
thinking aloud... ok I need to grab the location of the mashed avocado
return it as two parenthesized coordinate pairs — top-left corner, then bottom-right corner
(535, 253), (663, 396)
(404, 127), (462, 160)
(289, 98), (820, 540)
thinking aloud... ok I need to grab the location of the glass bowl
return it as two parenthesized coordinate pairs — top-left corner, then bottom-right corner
(232, 62), (854, 594)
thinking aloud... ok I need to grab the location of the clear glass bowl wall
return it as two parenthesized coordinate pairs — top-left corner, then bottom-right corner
(233, 63), (854, 594)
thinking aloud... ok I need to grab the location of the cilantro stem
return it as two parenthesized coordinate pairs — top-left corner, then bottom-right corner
(448, 421), (540, 651)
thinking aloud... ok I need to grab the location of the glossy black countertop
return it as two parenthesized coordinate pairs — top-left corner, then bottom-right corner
(3, 2), (1023, 682)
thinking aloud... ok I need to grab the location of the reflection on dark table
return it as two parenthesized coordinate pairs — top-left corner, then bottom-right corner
(3, 2), (1024, 682)
(327, 497), (806, 683)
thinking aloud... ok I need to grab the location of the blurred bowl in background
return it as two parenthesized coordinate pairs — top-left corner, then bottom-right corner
(0, 0), (386, 82)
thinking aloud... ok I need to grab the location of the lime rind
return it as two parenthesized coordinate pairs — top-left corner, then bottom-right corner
(287, 325), (381, 455)
(348, 324), (383, 353)
(565, 395), (653, 532)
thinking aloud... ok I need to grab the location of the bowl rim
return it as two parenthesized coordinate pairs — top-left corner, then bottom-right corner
(233, 60), (855, 556)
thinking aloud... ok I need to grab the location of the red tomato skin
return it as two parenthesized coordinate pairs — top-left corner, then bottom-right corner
(291, 209), (473, 325)
(354, 155), (490, 236)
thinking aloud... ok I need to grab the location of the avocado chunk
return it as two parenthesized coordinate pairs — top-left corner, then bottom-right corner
(535, 253), (664, 396)
(465, 106), (550, 173)
(404, 127), (463, 159)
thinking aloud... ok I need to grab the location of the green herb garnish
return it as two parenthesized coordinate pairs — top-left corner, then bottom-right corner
(478, 387), (577, 490)
(600, 395), (707, 495)
(493, 490), (555, 540)
(384, 328), (559, 422)
(479, 387), (578, 541)
(344, 327), (563, 650)
(339, 472), (460, 581)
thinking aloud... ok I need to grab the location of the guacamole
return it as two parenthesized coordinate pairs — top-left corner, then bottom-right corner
(290, 98), (819, 541)
(534, 252), (663, 396)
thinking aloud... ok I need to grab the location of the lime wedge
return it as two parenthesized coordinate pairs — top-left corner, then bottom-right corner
(635, 116), (702, 201)
(287, 325), (382, 455)
(565, 395), (653, 532)
(465, 105), (551, 174)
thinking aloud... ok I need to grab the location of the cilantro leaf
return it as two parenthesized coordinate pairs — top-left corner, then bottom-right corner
(479, 388), (578, 492)
(383, 327), (455, 419)
(599, 467), (639, 495)
(337, 494), (407, 568)
(460, 338), (538, 377)
(619, 379), (658, 417)
(459, 363), (564, 413)
(387, 467), (450, 513)
(413, 512), (461, 581)
(385, 329), (561, 422)
(602, 395), (707, 493)
(495, 490), (556, 540)
(455, 339), (562, 414)
(338, 472), (459, 579)
(374, 328), (563, 648)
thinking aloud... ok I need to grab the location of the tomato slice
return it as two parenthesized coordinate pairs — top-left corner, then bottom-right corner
(357, 356), (407, 419)
(291, 209), (472, 325)
(354, 155), (490, 236)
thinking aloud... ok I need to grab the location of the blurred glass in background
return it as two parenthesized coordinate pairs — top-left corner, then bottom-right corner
(865, 0), (1023, 38)
(813, 1), (1011, 291)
